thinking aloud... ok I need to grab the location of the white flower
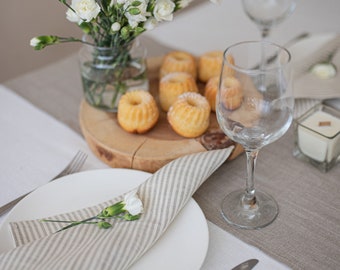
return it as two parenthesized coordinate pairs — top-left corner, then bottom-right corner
(66, 8), (81, 23)
(30, 37), (40, 47)
(124, 0), (150, 28)
(310, 63), (337, 79)
(179, 0), (194, 9)
(71, 0), (101, 23)
(123, 190), (143, 216)
(153, 0), (175, 22)
(144, 17), (158, 30)
(111, 22), (121, 32)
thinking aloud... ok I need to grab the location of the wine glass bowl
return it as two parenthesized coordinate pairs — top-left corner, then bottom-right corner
(242, 0), (297, 39)
(216, 41), (293, 229)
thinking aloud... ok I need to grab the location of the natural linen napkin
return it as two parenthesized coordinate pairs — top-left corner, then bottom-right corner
(292, 34), (340, 99)
(0, 147), (233, 270)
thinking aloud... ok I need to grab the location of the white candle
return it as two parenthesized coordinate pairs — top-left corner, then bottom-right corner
(298, 110), (340, 163)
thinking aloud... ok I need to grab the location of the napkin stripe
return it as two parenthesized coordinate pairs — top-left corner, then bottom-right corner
(0, 147), (233, 270)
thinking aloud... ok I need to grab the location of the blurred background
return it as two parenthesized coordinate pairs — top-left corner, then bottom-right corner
(1, 0), (339, 83)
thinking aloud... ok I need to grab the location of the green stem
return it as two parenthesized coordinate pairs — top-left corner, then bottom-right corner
(55, 216), (98, 233)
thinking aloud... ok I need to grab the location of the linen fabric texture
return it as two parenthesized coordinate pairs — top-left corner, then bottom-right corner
(0, 147), (233, 270)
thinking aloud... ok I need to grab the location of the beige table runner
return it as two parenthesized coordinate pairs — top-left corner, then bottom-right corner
(194, 127), (340, 270)
(4, 53), (340, 270)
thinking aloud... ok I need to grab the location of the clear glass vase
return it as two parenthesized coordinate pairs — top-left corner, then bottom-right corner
(79, 39), (149, 112)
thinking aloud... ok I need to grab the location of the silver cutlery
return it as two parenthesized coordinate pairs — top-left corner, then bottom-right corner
(284, 32), (310, 48)
(231, 259), (259, 270)
(0, 150), (88, 215)
(253, 32), (310, 69)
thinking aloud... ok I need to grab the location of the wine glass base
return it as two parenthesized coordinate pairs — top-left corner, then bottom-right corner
(221, 189), (279, 229)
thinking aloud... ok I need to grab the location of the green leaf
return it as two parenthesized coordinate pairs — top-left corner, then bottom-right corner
(129, 7), (141, 15)
(97, 221), (112, 229)
(131, 1), (142, 6)
(134, 27), (145, 35)
(123, 213), (141, 221)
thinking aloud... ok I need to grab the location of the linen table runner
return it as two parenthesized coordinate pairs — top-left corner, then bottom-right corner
(0, 147), (233, 270)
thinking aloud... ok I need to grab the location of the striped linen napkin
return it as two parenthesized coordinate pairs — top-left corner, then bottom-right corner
(0, 147), (233, 270)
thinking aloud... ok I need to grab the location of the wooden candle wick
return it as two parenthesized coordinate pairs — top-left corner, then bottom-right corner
(319, 121), (331, 126)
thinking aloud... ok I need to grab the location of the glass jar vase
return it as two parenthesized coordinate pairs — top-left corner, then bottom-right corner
(78, 39), (149, 112)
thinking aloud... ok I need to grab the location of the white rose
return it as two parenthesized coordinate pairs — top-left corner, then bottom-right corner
(123, 190), (143, 216)
(30, 37), (40, 47)
(124, 0), (150, 28)
(71, 0), (101, 22)
(111, 22), (121, 32)
(144, 17), (158, 30)
(153, 0), (175, 22)
(66, 8), (81, 23)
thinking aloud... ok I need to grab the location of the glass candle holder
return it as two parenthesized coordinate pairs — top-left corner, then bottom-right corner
(294, 103), (340, 172)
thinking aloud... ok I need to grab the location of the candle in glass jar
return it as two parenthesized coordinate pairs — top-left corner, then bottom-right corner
(297, 109), (340, 163)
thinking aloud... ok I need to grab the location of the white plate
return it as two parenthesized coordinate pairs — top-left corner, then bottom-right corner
(0, 169), (209, 270)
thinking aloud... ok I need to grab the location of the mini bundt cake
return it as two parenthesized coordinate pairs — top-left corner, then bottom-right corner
(204, 75), (220, 112)
(220, 77), (243, 110)
(159, 72), (198, 112)
(160, 51), (197, 79)
(118, 90), (159, 134)
(198, 50), (223, 83)
(167, 92), (211, 138)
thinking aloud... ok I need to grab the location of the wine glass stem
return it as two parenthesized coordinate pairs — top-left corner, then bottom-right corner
(261, 28), (270, 40)
(243, 150), (259, 207)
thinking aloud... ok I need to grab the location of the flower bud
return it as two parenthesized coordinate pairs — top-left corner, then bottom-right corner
(30, 37), (40, 47)
(29, 36), (59, 50)
(111, 22), (121, 32)
(79, 22), (91, 34)
(121, 26), (130, 40)
(100, 202), (124, 217)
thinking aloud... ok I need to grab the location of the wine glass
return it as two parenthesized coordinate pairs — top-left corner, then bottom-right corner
(216, 41), (293, 229)
(242, 0), (297, 39)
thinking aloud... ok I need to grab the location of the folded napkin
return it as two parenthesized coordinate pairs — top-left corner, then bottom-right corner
(0, 147), (233, 270)
(292, 34), (340, 99)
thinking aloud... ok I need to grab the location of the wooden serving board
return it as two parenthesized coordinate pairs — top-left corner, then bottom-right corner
(79, 57), (243, 173)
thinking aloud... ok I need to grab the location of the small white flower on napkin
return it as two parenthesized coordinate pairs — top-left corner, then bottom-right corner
(310, 63), (337, 79)
(123, 190), (143, 216)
